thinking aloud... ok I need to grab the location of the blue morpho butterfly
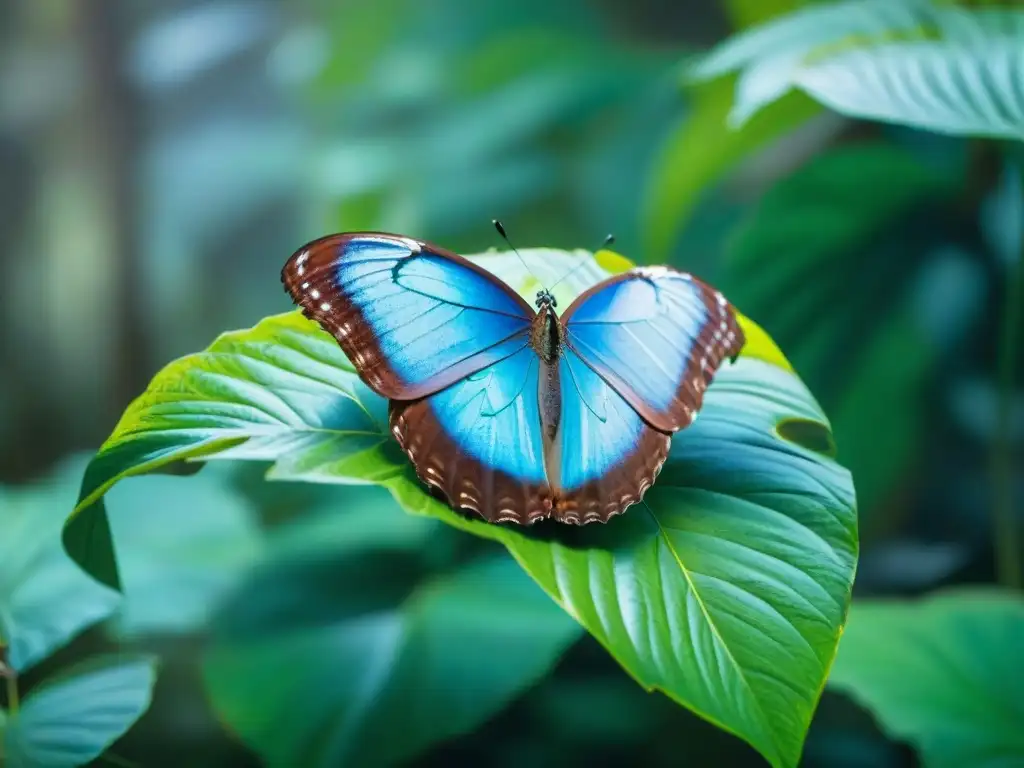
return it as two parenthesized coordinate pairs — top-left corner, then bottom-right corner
(281, 230), (745, 526)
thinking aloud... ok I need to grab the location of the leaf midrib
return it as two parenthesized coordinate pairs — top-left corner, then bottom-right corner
(646, 505), (786, 767)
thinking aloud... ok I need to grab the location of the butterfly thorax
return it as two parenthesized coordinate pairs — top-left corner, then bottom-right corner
(531, 302), (563, 364)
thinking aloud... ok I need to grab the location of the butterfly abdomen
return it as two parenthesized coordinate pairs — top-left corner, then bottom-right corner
(530, 304), (565, 489)
(539, 362), (561, 436)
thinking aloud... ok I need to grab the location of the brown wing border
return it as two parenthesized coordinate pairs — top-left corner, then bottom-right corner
(281, 231), (535, 401)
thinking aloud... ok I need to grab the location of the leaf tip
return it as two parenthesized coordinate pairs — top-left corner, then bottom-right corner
(61, 499), (123, 593)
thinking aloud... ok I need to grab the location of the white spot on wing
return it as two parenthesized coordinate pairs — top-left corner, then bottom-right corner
(320, 302), (331, 311)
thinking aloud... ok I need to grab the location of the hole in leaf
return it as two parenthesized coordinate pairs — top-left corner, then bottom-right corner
(775, 417), (837, 457)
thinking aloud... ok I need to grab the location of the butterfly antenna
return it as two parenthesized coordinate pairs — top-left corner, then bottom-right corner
(549, 233), (615, 292)
(493, 219), (547, 291)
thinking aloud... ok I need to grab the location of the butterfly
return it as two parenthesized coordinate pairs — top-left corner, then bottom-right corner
(281, 231), (745, 525)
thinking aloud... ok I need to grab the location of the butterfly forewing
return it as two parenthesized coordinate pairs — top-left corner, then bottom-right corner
(281, 233), (536, 401)
(560, 267), (745, 433)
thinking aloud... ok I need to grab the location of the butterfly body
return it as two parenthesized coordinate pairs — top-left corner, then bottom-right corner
(282, 232), (744, 526)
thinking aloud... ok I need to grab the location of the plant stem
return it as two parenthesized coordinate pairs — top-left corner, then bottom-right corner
(5, 671), (17, 714)
(993, 229), (1023, 590)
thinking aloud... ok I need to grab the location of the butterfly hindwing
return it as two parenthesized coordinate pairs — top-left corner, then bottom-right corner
(389, 345), (553, 523)
(561, 267), (745, 433)
(553, 348), (671, 523)
(281, 233), (535, 400)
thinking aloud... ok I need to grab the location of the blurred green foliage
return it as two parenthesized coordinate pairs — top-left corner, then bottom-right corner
(829, 589), (1024, 767)
(2, 0), (1024, 767)
(0, 457), (158, 767)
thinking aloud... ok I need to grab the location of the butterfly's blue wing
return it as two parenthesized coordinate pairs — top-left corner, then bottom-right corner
(282, 232), (535, 400)
(553, 348), (671, 523)
(561, 267), (745, 433)
(390, 346), (554, 523)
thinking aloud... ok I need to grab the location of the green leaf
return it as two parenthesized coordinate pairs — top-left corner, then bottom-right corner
(689, 0), (927, 91)
(0, 456), (120, 673)
(64, 248), (858, 768)
(204, 552), (580, 767)
(2, 655), (157, 768)
(795, 36), (1024, 139)
(828, 589), (1024, 768)
(694, 1), (1024, 138)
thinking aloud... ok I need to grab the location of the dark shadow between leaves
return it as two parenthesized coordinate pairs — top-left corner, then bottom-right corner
(150, 458), (207, 478)
(211, 549), (427, 643)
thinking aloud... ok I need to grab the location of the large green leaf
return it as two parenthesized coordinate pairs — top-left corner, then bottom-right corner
(795, 36), (1024, 139)
(0, 457), (119, 673)
(63, 248), (858, 767)
(2, 655), (157, 768)
(204, 547), (580, 767)
(693, 2), (1024, 138)
(689, 0), (928, 115)
(828, 589), (1024, 768)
